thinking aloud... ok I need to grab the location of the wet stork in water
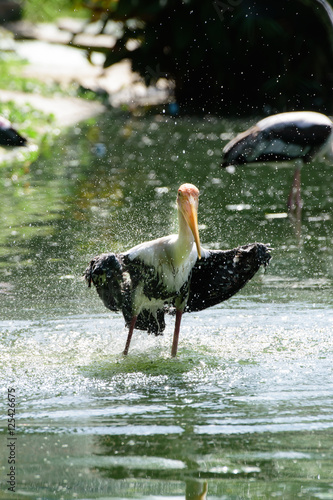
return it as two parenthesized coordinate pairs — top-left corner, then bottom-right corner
(0, 116), (27, 147)
(221, 111), (333, 212)
(85, 184), (271, 357)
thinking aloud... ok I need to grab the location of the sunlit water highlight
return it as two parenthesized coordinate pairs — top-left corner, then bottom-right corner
(1, 113), (333, 499)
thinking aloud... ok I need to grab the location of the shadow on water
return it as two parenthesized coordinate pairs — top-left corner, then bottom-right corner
(1, 110), (333, 499)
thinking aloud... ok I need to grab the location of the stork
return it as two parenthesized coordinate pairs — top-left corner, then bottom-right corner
(221, 111), (333, 211)
(85, 184), (271, 357)
(0, 116), (27, 147)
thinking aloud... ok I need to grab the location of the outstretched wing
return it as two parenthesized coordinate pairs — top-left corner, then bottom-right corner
(85, 252), (166, 335)
(85, 253), (124, 312)
(185, 243), (271, 312)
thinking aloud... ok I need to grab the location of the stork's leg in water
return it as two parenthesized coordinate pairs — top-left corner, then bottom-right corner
(171, 309), (183, 357)
(287, 165), (303, 239)
(123, 316), (137, 355)
(287, 166), (303, 212)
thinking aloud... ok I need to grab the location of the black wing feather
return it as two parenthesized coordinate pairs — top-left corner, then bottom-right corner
(264, 123), (332, 148)
(85, 253), (124, 312)
(85, 252), (166, 334)
(185, 243), (271, 312)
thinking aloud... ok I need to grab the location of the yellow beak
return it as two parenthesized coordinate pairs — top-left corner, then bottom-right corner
(185, 198), (201, 259)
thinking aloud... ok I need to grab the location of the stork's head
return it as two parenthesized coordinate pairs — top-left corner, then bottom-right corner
(177, 183), (201, 259)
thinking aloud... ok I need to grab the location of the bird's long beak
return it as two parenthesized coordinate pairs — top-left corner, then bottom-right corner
(185, 198), (201, 259)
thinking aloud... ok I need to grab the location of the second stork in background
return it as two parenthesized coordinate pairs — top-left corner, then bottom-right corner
(221, 111), (333, 212)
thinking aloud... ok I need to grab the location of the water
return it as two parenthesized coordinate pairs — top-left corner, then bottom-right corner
(1, 112), (333, 499)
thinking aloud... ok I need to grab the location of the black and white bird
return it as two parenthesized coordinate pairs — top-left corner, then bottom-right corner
(221, 111), (333, 210)
(0, 116), (27, 147)
(85, 184), (271, 357)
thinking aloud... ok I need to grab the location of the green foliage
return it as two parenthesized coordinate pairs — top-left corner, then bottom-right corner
(0, 53), (103, 163)
(0, 53), (67, 97)
(0, 100), (53, 138)
(22, 0), (79, 22)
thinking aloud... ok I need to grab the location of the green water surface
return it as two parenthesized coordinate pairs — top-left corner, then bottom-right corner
(1, 111), (333, 499)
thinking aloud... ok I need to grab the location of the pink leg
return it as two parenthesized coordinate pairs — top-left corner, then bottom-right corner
(123, 316), (137, 355)
(287, 166), (302, 212)
(295, 171), (303, 210)
(171, 309), (183, 357)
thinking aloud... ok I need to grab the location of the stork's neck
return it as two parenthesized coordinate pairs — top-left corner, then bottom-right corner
(173, 209), (196, 265)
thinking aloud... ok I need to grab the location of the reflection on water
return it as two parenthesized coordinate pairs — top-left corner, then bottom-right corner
(0, 111), (333, 499)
